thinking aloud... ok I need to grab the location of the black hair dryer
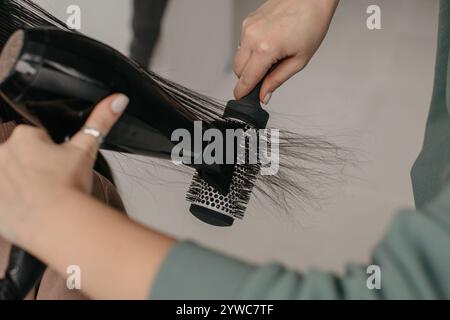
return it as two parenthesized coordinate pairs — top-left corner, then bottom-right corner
(0, 27), (199, 157)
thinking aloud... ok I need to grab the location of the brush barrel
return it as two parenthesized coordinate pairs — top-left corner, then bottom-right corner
(189, 82), (270, 226)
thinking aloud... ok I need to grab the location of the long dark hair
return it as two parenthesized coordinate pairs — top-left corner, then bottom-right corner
(0, 0), (350, 213)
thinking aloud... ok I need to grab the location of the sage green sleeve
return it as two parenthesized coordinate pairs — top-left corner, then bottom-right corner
(150, 183), (450, 300)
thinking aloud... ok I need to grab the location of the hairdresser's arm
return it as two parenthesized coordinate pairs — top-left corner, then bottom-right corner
(17, 189), (175, 300)
(2, 111), (450, 300)
(1, 98), (449, 300)
(11, 172), (450, 300)
(234, 0), (339, 103)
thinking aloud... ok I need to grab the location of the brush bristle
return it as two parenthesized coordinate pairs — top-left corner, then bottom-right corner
(187, 164), (259, 220)
(187, 121), (261, 221)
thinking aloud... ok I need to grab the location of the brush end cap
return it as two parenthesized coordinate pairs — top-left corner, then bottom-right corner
(190, 204), (234, 227)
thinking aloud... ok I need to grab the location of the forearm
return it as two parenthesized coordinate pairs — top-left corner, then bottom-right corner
(312, 0), (340, 13)
(16, 188), (176, 300)
(312, 0), (340, 26)
(320, 0), (340, 10)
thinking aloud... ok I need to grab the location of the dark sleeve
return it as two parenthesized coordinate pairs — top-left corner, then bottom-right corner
(130, 0), (169, 67)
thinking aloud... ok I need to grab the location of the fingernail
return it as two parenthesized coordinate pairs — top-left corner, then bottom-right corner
(111, 94), (129, 114)
(263, 92), (272, 105)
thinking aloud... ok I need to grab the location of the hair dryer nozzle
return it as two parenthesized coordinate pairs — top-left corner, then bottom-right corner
(0, 27), (194, 156)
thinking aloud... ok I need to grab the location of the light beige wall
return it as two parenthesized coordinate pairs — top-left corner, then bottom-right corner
(35, 0), (439, 272)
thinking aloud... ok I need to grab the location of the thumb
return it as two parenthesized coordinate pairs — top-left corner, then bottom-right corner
(69, 93), (129, 164)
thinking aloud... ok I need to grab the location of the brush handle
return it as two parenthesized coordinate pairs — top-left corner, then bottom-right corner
(240, 81), (263, 108)
(223, 79), (269, 129)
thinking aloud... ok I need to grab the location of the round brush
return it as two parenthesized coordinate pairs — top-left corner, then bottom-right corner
(187, 81), (270, 227)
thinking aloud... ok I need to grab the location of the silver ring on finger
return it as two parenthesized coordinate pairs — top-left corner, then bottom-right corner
(82, 127), (105, 145)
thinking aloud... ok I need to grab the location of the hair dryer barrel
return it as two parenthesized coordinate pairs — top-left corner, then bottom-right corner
(0, 27), (197, 160)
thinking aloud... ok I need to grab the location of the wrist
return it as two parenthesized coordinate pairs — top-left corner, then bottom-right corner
(310, 0), (340, 16)
(14, 187), (79, 250)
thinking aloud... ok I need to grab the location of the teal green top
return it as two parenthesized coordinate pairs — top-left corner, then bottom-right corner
(151, 1), (450, 299)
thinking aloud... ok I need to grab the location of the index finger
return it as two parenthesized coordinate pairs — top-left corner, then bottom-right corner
(233, 42), (251, 77)
(69, 93), (129, 159)
(234, 53), (273, 100)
